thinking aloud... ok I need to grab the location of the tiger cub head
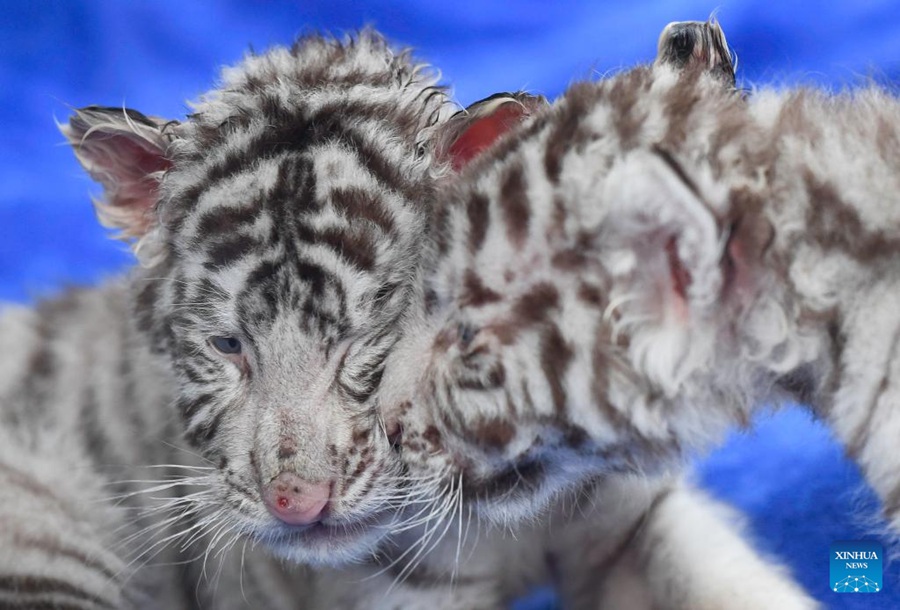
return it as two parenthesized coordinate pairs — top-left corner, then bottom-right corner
(63, 31), (460, 566)
(386, 19), (759, 525)
(63, 28), (549, 564)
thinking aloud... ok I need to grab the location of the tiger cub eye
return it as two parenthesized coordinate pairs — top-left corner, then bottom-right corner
(456, 323), (478, 350)
(210, 336), (243, 355)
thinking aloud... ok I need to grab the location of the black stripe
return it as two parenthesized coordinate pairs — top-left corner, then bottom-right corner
(609, 68), (652, 147)
(499, 164), (530, 248)
(433, 201), (453, 256)
(330, 186), (395, 234)
(246, 259), (282, 289)
(270, 154), (318, 219)
(340, 364), (385, 403)
(456, 363), (506, 391)
(18, 295), (78, 419)
(466, 191), (490, 253)
(651, 145), (702, 198)
(190, 277), (229, 305)
(540, 325), (573, 414)
(78, 386), (116, 466)
(462, 269), (502, 306)
(185, 408), (225, 447)
(288, 38), (397, 89)
(544, 82), (597, 182)
(195, 202), (263, 238)
(0, 597), (96, 610)
(464, 460), (546, 502)
(513, 283), (560, 327)
(179, 99), (419, 211)
(176, 393), (215, 420)
(292, 258), (334, 297)
(295, 223), (377, 271)
(171, 337), (215, 366)
(0, 464), (81, 524)
(178, 361), (213, 385)
(203, 233), (264, 269)
(9, 533), (121, 583)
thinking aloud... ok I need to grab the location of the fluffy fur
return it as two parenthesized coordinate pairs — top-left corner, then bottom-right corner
(0, 22), (816, 609)
(386, 19), (746, 522)
(1, 29), (465, 607)
(392, 15), (900, 556)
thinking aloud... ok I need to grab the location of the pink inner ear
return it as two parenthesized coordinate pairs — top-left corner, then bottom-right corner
(447, 103), (528, 171)
(665, 236), (692, 300)
(116, 136), (172, 177)
(88, 134), (172, 239)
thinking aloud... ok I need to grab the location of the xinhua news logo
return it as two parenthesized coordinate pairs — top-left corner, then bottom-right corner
(830, 541), (882, 593)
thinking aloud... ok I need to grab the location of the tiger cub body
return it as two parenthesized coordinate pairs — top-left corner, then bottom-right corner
(385, 18), (745, 522)
(393, 16), (900, 561)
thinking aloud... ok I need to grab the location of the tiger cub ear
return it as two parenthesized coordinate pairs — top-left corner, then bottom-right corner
(599, 147), (727, 325)
(61, 106), (176, 244)
(655, 18), (736, 87)
(437, 92), (547, 171)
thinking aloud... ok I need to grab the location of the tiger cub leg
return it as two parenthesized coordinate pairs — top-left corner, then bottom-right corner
(550, 476), (817, 610)
(626, 480), (818, 609)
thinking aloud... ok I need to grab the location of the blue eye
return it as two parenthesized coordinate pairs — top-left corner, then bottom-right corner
(456, 322), (478, 349)
(210, 336), (242, 355)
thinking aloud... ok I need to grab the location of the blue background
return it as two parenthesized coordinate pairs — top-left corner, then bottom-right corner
(3, 2), (900, 608)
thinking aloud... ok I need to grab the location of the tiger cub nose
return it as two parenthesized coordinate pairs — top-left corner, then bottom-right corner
(262, 472), (330, 525)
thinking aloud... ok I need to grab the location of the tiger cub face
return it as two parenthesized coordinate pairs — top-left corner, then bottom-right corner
(64, 32), (453, 566)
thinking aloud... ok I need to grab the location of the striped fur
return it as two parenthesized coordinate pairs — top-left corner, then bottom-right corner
(1, 30), (469, 608)
(385, 19), (746, 521)
(0, 286), (196, 608)
(378, 20), (816, 608)
(132, 31), (452, 567)
(1, 22), (817, 609)
(62, 30), (456, 570)
(391, 17), (900, 547)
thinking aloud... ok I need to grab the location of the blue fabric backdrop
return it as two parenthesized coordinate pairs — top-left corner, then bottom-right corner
(2, 2), (900, 608)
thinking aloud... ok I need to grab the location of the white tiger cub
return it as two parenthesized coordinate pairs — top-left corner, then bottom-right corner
(0, 29), (471, 609)
(1, 28), (556, 610)
(375, 19), (818, 609)
(0, 21), (813, 610)
(390, 9), (900, 586)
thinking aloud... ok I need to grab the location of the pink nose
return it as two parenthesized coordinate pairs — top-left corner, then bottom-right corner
(262, 472), (330, 526)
